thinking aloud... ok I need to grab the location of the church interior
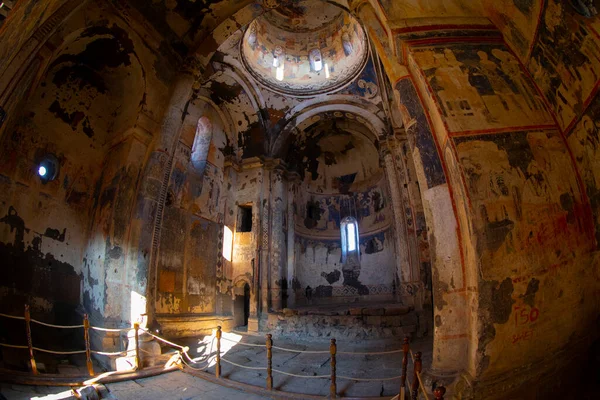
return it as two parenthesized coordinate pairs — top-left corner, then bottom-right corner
(0, 0), (599, 399)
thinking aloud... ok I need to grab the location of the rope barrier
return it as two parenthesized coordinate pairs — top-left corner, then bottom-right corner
(182, 357), (210, 371)
(271, 345), (329, 354)
(338, 375), (402, 382)
(410, 350), (429, 399)
(140, 329), (186, 350)
(90, 326), (130, 333)
(220, 357), (267, 371)
(221, 337), (265, 348)
(0, 312), (25, 320)
(30, 319), (84, 329)
(272, 369), (330, 379)
(338, 349), (404, 355)
(0, 343), (28, 349)
(32, 347), (87, 355)
(0, 306), (438, 398)
(91, 350), (129, 357)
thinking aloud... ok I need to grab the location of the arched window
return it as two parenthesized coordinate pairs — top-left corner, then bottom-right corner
(341, 216), (360, 264)
(309, 48), (323, 72)
(191, 116), (212, 171)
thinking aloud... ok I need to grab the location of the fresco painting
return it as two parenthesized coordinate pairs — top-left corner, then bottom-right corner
(295, 184), (390, 237)
(528, 0), (600, 130)
(453, 130), (591, 280)
(482, 0), (542, 60)
(378, 0), (482, 20)
(567, 94), (600, 248)
(410, 43), (552, 133)
(395, 78), (446, 189)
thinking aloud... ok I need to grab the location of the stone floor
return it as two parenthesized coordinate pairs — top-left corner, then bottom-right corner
(0, 372), (269, 399)
(0, 331), (433, 399)
(177, 331), (433, 398)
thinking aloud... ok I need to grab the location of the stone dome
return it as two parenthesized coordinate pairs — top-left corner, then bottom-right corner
(241, 0), (368, 96)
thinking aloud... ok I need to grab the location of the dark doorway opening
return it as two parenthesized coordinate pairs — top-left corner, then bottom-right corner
(234, 282), (251, 328)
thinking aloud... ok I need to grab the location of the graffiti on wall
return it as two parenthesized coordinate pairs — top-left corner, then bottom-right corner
(528, 0), (600, 130)
(453, 129), (592, 280)
(410, 43), (551, 133)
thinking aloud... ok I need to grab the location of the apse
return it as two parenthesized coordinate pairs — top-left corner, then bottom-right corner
(285, 116), (397, 305)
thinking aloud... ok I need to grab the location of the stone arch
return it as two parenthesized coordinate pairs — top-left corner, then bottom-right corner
(270, 100), (387, 159)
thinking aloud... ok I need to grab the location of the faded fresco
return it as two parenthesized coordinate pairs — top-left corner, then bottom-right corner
(378, 0), (483, 20)
(410, 43), (552, 133)
(482, 0), (543, 60)
(528, 0), (600, 130)
(294, 229), (396, 301)
(295, 183), (391, 237)
(395, 78), (446, 188)
(241, 3), (367, 94)
(567, 94), (600, 247)
(453, 129), (592, 280)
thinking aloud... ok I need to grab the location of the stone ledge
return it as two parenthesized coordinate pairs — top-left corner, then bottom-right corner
(156, 315), (235, 338)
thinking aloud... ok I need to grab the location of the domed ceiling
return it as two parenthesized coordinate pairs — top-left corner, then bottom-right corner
(241, 0), (368, 96)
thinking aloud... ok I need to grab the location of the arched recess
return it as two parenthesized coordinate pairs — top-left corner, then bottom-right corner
(152, 94), (233, 326)
(271, 101), (388, 159)
(0, 0), (163, 348)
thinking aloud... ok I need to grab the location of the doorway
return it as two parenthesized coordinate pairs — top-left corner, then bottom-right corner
(234, 282), (250, 328)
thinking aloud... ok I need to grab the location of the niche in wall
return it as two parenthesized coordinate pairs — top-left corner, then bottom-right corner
(237, 205), (253, 232)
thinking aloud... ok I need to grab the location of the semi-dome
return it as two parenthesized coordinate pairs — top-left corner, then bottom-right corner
(241, 0), (368, 96)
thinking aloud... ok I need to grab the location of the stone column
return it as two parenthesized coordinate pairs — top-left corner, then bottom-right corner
(144, 58), (199, 322)
(259, 165), (270, 318)
(286, 173), (298, 308)
(269, 167), (286, 312)
(380, 142), (413, 297)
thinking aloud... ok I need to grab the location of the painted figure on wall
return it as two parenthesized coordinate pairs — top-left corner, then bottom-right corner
(529, 0), (600, 130)
(568, 96), (600, 247)
(411, 44), (550, 133)
(454, 130), (590, 280)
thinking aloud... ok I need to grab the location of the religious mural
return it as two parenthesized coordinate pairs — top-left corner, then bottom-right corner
(528, 0), (600, 130)
(378, 0), (482, 20)
(395, 78), (446, 189)
(453, 129), (592, 280)
(482, 0), (543, 60)
(295, 184), (390, 236)
(567, 94), (600, 248)
(410, 43), (552, 133)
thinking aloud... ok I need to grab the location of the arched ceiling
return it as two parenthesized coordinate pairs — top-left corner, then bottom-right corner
(286, 115), (382, 193)
(241, 0), (368, 96)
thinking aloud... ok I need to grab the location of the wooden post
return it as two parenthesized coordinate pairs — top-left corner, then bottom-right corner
(400, 336), (409, 399)
(134, 322), (141, 371)
(216, 326), (222, 378)
(433, 386), (446, 400)
(330, 338), (337, 399)
(83, 314), (94, 376)
(266, 333), (273, 390)
(411, 352), (422, 400)
(24, 305), (38, 375)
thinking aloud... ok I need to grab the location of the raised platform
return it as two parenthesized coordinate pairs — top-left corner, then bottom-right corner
(267, 302), (428, 339)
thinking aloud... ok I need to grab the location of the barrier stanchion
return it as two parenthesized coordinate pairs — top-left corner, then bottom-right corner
(83, 314), (94, 376)
(24, 305), (38, 375)
(400, 337), (409, 399)
(216, 326), (222, 378)
(134, 322), (141, 371)
(434, 386), (446, 400)
(411, 352), (422, 400)
(266, 333), (273, 390)
(330, 338), (337, 399)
